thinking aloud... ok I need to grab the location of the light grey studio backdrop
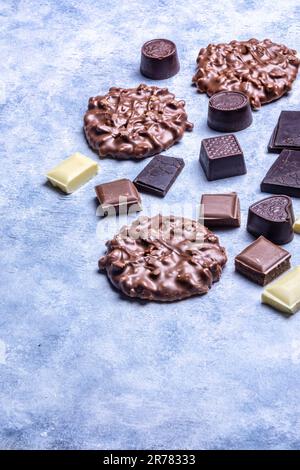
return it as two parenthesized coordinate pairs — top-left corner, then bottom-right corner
(0, 0), (300, 450)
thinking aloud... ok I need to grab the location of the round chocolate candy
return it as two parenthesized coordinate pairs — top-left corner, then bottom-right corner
(140, 39), (180, 80)
(207, 91), (253, 132)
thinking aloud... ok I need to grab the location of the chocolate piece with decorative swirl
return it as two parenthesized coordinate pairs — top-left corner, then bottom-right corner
(247, 195), (295, 245)
(99, 214), (227, 301)
(84, 84), (193, 160)
(193, 39), (300, 109)
(140, 39), (180, 79)
(261, 149), (300, 198)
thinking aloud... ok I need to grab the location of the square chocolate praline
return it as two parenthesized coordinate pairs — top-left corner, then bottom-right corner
(235, 236), (291, 286)
(95, 178), (142, 216)
(201, 192), (241, 227)
(199, 134), (247, 181)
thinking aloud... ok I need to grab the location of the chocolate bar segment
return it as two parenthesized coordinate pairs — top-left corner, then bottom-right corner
(294, 219), (300, 233)
(207, 91), (252, 132)
(200, 135), (246, 181)
(140, 39), (180, 80)
(95, 178), (142, 216)
(201, 192), (241, 227)
(235, 236), (291, 286)
(247, 195), (295, 245)
(268, 111), (300, 153)
(261, 149), (300, 198)
(133, 154), (184, 197)
(262, 267), (300, 315)
(46, 152), (98, 194)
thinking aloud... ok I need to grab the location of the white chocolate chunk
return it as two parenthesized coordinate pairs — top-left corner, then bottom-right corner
(47, 152), (98, 193)
(294, 219), (300, 234)
(262, 267), (300, 315)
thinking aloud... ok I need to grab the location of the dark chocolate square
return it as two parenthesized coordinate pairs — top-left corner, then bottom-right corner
(235, 236), (291, 286)
(95, 178), (142, 216)
(261, 149), (300, 198)
(199, 134), (246, 181)
(133, 154), (185, 197)
(201, 192), (241, 227)
(268, 111), (300, 153)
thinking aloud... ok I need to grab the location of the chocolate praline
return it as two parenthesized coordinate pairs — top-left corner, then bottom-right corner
(207, 91), (252, 132)
(140, 39), (180, 80)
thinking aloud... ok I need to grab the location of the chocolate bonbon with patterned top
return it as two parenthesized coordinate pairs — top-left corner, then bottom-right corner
(247, 195), (295, 245)
(199, 135), (246, 181)
(140, 39), (180, 80)
(207, 91), (252, 132)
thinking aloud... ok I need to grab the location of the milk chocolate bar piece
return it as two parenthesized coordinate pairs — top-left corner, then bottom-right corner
(201, 192), (241, 227)
(133, 154), (184, 197)
(200, 135), (246, 181)
(262, 267), (300, 315)
(95, 178), (142, 216)
(235, 236), (291, 286)
(46, 153), (98, 194)
(268, 111), (300, 153)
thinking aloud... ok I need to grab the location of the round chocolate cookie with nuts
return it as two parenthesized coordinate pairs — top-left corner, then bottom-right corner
(84, 84), (193, 160)
(192, 38), (300, 109)
(99, 214), (227, 301)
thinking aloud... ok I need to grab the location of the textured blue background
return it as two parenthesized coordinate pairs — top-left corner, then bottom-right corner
(1, 0), (300, 450)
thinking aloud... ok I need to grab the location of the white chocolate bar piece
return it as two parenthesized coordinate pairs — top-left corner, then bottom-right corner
(262, 267), (300, 315)
(294, 219), (300, 234)
(47, 152), (98, 194)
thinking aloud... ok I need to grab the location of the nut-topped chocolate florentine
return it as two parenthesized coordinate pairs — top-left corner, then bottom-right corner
(99, 214), (227, 301)
(193, 39), (300, 109)
(84, 84), (193, 160)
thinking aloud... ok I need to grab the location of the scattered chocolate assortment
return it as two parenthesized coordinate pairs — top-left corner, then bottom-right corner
(199, 135), (246, 181)
(207, 91), (252, 132)
(192, 38), (300, 109)
(133, 154), (185, 197)
(83, 84), (193, 160)
(45, 36), (300, 311)
(99, 215), (227, 301)
(247, 195), (295, 245)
